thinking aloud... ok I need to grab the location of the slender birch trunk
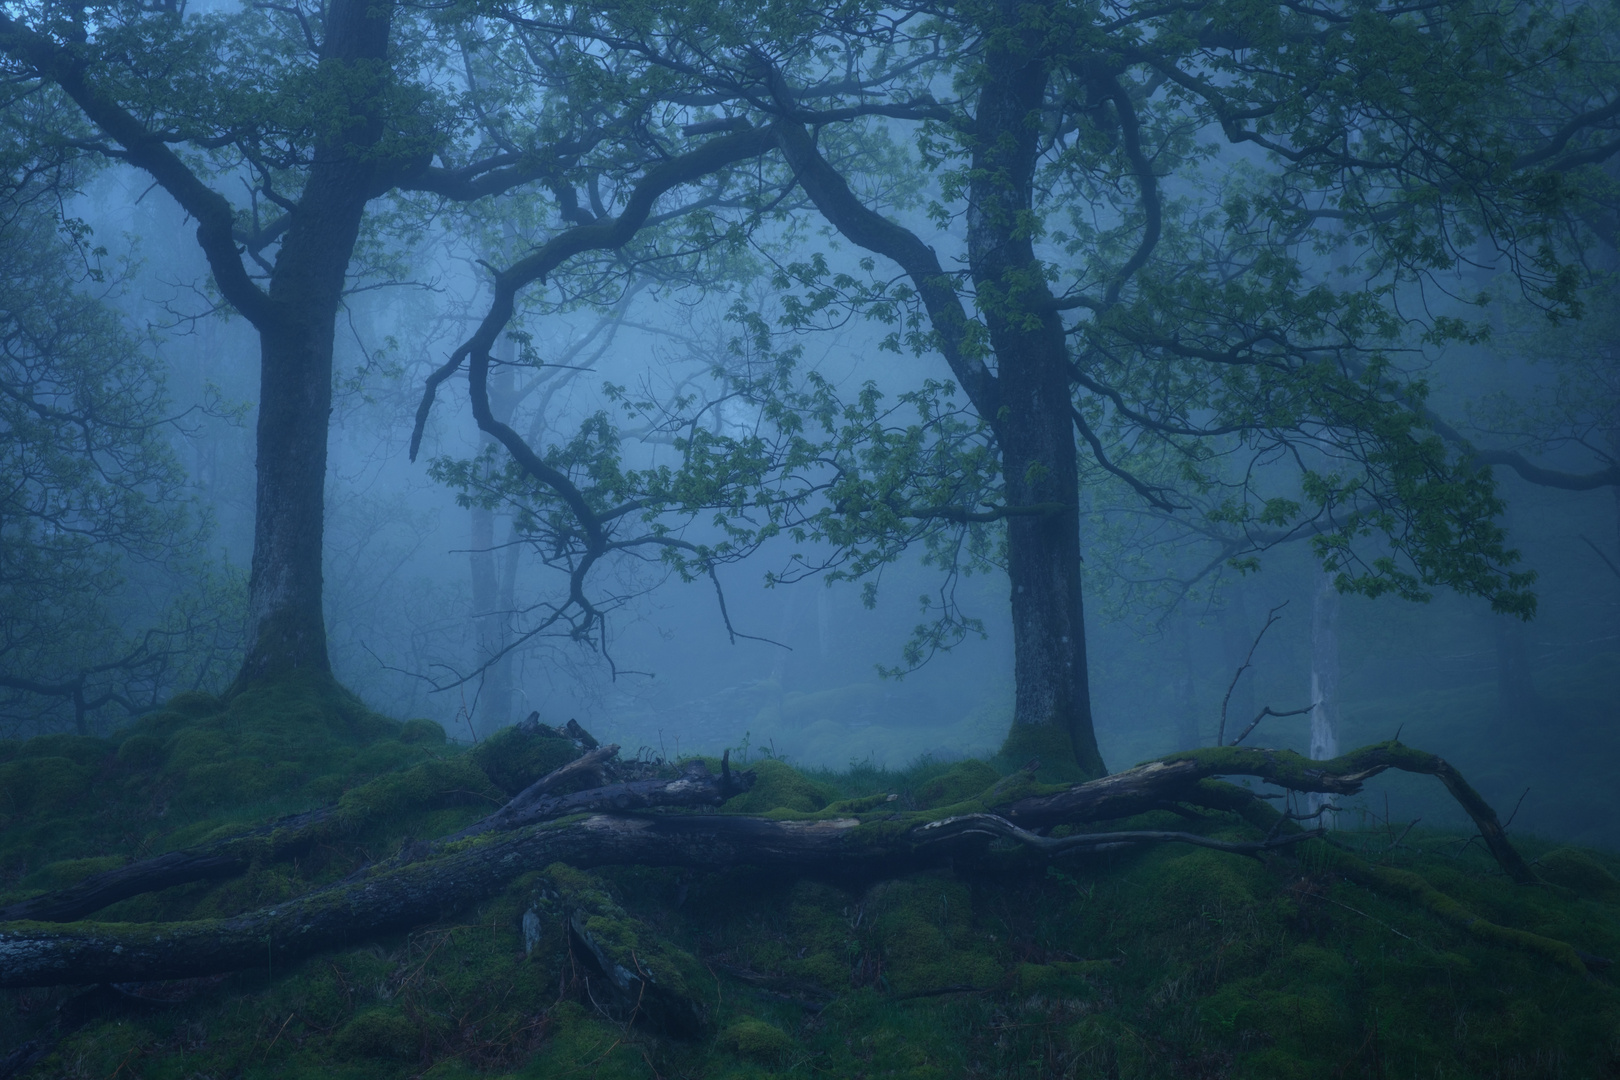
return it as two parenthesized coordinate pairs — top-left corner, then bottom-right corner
(1310, 570), (1341, 826)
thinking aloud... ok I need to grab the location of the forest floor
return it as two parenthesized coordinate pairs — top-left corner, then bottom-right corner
(2, 677), (1619, 1079)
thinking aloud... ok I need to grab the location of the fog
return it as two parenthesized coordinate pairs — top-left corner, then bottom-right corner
(4, 16), (1617, 855)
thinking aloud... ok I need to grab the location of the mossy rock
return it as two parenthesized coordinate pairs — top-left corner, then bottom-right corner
(721, 1018), (794, 1062)
(350, 738), (419, 776)
(337, 757), (498, 825)
(399, 717), (447, 745)
(115, 732), (166, 768)
(722, 758), (835, 815)
(178, 758), (303, 809)
(1537, 848), (1620, 897)
(10, 733), (110, 767)
(912, 759), (1000, 809)
(470, 720), (580, 796)
(0, 756), (93, 815)
(334, 1007), (420, 1060)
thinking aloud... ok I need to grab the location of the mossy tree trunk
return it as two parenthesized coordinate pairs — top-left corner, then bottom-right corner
(232, 0), (395, 686)
(968, 26), (1105, 782)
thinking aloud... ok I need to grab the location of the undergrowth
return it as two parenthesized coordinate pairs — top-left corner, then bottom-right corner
(2, 678), (1619, 1079)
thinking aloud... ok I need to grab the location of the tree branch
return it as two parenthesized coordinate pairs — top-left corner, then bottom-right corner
(0, 14), (272, 326)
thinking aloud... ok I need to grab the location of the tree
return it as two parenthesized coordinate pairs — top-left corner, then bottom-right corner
(416, 0), (1617, 778)
(0, 150), (234, 734)
(0, 0), (837, 698)
(0, 0), (588, 687)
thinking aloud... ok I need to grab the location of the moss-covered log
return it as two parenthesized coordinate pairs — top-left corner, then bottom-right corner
(447, 754), (754, 841)
(0, 814), (871, 987)
(0, 740), (1545, 989)
(0, 806), (337, 924)
(0, 724), (652, 925)
(1002, 742), (1537, 885)
(0, 805), (1333, 989)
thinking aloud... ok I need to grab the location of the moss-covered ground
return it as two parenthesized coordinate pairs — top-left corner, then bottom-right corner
(3, 681), (1619, 1078)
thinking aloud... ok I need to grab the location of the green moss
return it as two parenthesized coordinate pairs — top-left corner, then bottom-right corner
(826, 791), (901, 813)
(1129, 848), (1264, 923)
(1537, 847), (1620, 897)
(0, 756), (92, 815)
(334, 1007), (420, 1060)
(399, 717), (447, 745)
(1013, 960), (1114, 997)
(337, 757), (499, 825)
(521, 1002), (650, 1079)
(722, 758), (836, 814)
(866, 875), (999, 994)
(165, 690), (225, 718)
(470, 723), (579, 795)
(8, 670), (1620, 1080)
(994, 722), (1094, 783)
(720, 1018), (794, 1062)
(115, 732), (165, 768)
(9, 733), (111, 766)
(16, 854), (125, 892)
(911, 759), (999, 809)
(349, 738), (419, 777)
(540, 863), (713, 1037)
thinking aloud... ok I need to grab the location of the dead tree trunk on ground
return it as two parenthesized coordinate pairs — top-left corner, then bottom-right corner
(0, 738), (1563, 989)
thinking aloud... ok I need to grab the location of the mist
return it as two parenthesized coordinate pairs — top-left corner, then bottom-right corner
(3, 3), (1618, 1070)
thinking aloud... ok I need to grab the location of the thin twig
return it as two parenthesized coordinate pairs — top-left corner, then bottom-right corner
(1218, 601), (1288, 746)
(1580, 535), (1620, 580)
(1229, 702), (1316, 747)
(1502, 788), (1530, 831)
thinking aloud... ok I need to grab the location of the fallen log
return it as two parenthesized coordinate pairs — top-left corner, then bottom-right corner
(0, 809), (1324, 989)
(0, 806), (337, 924)
(1004, 742), (1537, 885)
(448, 750), (750, 841)
(0, 729), (648, 924)
(0, 740), (1543, 988)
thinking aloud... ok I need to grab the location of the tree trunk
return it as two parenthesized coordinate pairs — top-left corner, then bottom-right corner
(1309, 571), (1341, 825)
(1490, 504), (1537, 722)
(234, 0), (392, 687)
(969, 23), (1104, 780)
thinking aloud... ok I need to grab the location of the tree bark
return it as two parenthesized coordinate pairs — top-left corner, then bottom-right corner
(232, 0), (393, 685)
(1310, 571), (1341, 825)
(0, 738), (1544, 989)
(968, 23), (1104, 780)
(1490, 505), (1537, 722)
